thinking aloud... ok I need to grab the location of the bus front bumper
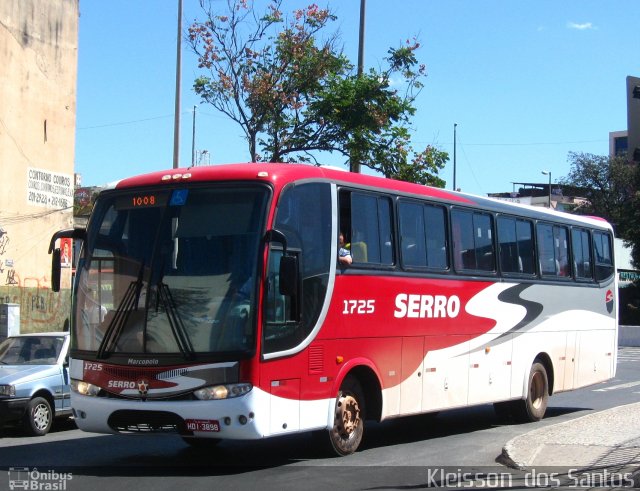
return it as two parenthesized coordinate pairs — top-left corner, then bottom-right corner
(71, 388), (270, 440)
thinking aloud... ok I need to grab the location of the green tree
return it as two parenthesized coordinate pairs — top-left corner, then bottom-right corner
(560, 151), (640, 266)
(188, 0), (447, 186)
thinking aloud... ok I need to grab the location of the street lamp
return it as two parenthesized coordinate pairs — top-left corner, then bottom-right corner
(541, 170), (551, 208)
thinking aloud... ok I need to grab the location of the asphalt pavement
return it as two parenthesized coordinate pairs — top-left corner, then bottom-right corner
(501, 401), (640, 478)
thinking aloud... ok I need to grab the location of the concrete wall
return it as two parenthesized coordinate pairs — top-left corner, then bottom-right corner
(0, 0), (78, 333)
(619, 326), (640, 348)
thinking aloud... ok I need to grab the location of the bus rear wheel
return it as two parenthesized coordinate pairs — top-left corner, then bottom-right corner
(328, 375), (365, 456)
(515, 361), (549, 422)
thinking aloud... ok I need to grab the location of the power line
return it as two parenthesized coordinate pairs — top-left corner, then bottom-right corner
(77, 113), (178, 130)
(0, 206), (73, 225)
(76, 108), (230, 131)
(457, 138), (483, 194)
(417, 138), (606, 148)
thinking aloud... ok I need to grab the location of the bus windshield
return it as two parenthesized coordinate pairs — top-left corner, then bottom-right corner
(73, 185), (269, 360)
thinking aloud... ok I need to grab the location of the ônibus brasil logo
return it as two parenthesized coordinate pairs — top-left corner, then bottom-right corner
(605, 290), (614, 314)
(8, 467), (72, 490)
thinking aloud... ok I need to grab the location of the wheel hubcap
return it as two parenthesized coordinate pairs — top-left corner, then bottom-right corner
(530, 371), (544, 409)
(33, 403), (50, 430)
(336, 394), (361, 438)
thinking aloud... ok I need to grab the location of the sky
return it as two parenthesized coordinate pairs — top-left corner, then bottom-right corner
(74, 0), (640, 196)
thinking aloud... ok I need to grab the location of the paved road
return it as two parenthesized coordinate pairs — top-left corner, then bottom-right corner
(1, 347), (639, 490)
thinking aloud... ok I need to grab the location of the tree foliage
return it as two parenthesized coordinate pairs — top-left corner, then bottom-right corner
(560, 151), (640, 267)
(188, 0), (447, 186)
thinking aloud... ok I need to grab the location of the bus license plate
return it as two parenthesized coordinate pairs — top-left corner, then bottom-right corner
(185, 419), (220, 432)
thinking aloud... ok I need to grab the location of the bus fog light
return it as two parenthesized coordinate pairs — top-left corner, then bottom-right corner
(238, 415), (248, 425)
(194, 383), (252, 400)
(71, 379), (101, 397)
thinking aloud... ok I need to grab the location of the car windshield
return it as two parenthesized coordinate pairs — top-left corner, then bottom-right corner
(73, 185), (269, 360)
(0, 336), (65, 365)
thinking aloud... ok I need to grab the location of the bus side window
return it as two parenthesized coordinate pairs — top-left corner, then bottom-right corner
(593, 231), (614, 281)
(348, 191), (394, 267)
(452, 209), (494, 273)
(571, 228), (592, 280)
(537, 223), (556, 275)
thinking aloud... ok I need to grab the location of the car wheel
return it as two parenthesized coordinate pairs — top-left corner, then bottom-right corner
(23, 396), (53, 436)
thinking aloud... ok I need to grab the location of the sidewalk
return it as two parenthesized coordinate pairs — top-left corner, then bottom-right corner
(501, 402), (640, 474)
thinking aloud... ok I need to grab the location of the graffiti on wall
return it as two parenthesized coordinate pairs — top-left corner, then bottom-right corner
(0, 286), (70, 334)
(0, 227), (71, 333)
(0, 228), (8, 255)
(0, 227), (18, 286)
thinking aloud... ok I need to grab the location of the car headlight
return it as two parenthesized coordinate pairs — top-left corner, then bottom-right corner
(71, 379), (101, 397)
(194, 383), (252, 400)
(0, 385), (15, 397)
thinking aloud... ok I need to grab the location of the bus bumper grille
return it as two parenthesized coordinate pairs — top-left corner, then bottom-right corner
(108, 410), (187, 434)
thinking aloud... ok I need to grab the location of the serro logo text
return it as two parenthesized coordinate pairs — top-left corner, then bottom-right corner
(394, 293), (461, 319)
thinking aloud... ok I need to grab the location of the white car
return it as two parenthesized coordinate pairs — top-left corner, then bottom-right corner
(0, 332), (71, 436)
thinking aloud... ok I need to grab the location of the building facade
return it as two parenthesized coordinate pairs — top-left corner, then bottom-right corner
(0, 0), (78, 334)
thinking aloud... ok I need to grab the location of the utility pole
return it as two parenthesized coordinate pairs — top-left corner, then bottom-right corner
(350, 0), (366, 174)
(541, 170), (552, 208)
(357, 0), (366, 78)
(172, 0), (183, 169)
(453, 123), (457, 191)
(191, 105), (196, 167)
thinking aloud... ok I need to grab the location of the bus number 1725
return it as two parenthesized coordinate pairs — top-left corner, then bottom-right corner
(342, 299), (375, 315)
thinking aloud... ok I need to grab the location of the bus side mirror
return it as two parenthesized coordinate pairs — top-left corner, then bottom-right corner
(51, 248), (61, 292)
(279, 255), (298, 297)
(48, 227), (86, 292)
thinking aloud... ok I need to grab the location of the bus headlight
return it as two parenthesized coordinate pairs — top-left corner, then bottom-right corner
(0, 385), (15, 397)
(194, 383), (252, 400)
(71, 379), (101, 397)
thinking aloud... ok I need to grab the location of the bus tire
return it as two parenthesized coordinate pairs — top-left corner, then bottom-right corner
(515, 362), (549, 422)
(23, 396), (53, 436)
(328, 375), (365, 456)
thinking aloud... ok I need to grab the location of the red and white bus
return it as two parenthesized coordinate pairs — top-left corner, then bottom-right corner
(50, 164), (617, 455)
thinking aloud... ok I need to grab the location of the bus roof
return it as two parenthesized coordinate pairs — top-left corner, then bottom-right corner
(113, 163), (613, 232)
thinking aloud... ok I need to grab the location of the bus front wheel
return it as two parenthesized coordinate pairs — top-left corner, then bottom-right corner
(328, 375), (365, 456)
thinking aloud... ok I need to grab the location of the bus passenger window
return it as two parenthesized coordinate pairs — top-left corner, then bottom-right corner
(593, 231), (614, 281)
(399, 201), (427, 268)
(399, 201), (448, 270)
(348, 192), (394, 266)
(554, 226), (570, 277)
(537, 224), (556, 275)
(537, 223), (570, 278)
(452, 209), (494, 273)
(571, 228), (592, 279)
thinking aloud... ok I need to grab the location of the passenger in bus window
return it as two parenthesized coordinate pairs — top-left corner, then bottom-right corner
(338, 232), (352, 266)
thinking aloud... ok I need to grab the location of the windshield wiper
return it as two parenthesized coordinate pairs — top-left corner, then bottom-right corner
(157, 282), (195, 360)
(96, 262), (145, 359)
